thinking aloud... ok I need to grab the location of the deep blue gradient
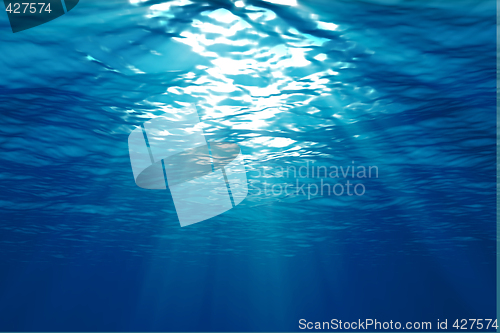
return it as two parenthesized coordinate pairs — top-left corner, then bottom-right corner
(0, 0), (496, 331)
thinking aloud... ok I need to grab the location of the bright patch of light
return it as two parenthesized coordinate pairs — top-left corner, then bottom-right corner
(307, 108), (321, 115)
(281, 47), (311, 67)
(147, 0), (192, 17)
(326, 69), (339, 76)
(203, 8), (239, 23)
(167, 87), (183, 95)
(262, 0), (297, 6)
(258, 108), (282, 119)
(150, 3), (171, 11)
(268, 137), (296, 148)
(317, 21), (339, 31)
(251, 136), (272, 145)
(245, 136), (296, 148)
(246, 85), (281, 97)
(314, 53), (327, 61)
(210, 58), (258, 75)
(191, 19), (250, 37)
(161, 5), (348, 125)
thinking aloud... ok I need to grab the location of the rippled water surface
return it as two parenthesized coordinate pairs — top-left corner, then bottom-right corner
(0, 0), (496, 331)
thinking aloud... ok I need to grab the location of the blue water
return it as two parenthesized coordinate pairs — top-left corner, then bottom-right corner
(0, 0), (496, 331)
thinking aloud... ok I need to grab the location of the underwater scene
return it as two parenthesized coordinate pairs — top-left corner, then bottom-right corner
(0, 0), (496, 331)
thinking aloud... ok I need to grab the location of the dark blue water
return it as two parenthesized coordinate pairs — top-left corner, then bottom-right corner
(0, 0), (496, 331)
